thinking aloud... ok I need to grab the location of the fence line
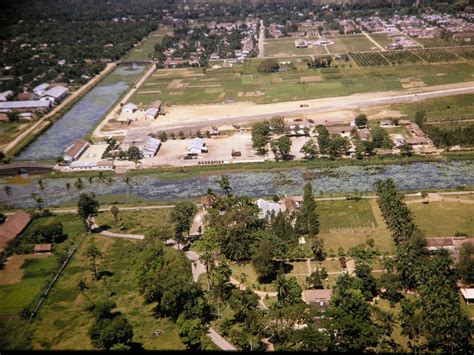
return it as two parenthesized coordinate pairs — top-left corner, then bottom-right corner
(29, 246), (77, 319)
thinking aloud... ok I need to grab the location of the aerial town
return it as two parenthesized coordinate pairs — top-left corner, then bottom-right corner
(0, 0), (473, 352)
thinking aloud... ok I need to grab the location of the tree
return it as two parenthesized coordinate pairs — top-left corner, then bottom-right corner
(194, 229), (220, 291)
(400, 143), (413, 157)
(110, 206), (120, 228)
(209, 261), (232, 320)
(127, 146), (141, 166)
(306, 270), (323, 289)
(91, 316), (134, 350)
(353, 261), (377, 300)
(275, 275), (302, 306)
(325, 274), (381, 352)
(315, 125), (330, 154)
(229, 289), (259, 322)
(74, 178), (84, 191)
(78, 279), (94, 305)
(457, 243), (474, 284)
(170, 201), (198, 249)
(354, 113), (368, 128)
(311, 238), (325, 261)
(328, 135), (350, 158)
(300, 139), (318, 159)
(85, 244), (102, 280)
(399, 299), (424, 352)
(270, 136), (292, 161)
(268, 116), (286, 134)
(176, 314), (203, 350)
(4, 185), (12, 201)
(257, 59), (279, 73)
(252, 239), (275, 282)
(77, 193), (100, 231)
(370, 126), (392, 149)
(295, 182), (319, 236)
(215, 175), (231, 196)
(251, 122), (270, 154)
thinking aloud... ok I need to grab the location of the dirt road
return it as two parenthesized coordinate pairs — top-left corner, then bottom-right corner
(2, 63), (117, 155)
(138, 81), (474, 132)
(362, 31), (386, 51)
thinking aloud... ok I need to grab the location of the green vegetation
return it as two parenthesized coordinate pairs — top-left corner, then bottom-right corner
(124, 27), (168, 62)
(0, 257), (57, 316)
(409, 201), (474, 237)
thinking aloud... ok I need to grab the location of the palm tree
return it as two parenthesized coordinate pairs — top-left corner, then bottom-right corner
(4, 185), (12, 201)
(275, 274), (289, 303)
(77, 279), (94, 305)
(31, 193), (44, 210)
(88, 176), (94, 185)
(74, 178), (84, 191)
(122, 176), (133, 203)
(97, 172), (107, 184)
(65, 182), (71, 192)
(37, 178), (47, 207)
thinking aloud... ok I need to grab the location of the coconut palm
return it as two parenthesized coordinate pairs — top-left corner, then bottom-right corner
(66, 182), (71, 192)
(77, 279), (94, 305)
(4, 185), (12, 199)
(87, 176), (94, 185)
(122, 176), (133, 203)
(74, 178), (84, 191)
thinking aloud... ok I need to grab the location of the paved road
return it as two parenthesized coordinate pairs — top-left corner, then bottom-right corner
(1, 63), (117, 155)
(207, 327), (237, 351)
(258, 20), (265, 58)
(93, 63), (156, 137)
(139, 83), (474, 133)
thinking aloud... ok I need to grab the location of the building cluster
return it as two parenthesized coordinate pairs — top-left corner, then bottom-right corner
(422, 13), (474, 36)
(295, 38), (333, 48)
(0, 83), (68, 115)
(161, 20), (258, 68)
(117, 100), (162, 123)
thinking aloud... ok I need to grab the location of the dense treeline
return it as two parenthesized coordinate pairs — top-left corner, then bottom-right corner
(0, 0), (168, 92)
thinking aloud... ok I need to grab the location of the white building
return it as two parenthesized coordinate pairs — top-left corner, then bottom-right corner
(122, 103), (137, 114)
(145, 107), (159, 120)
(63, 139), (89, 163)
(141, 137), (161, 158)
(33, 83), (50, 97)
(256, 199), (281, 219)
(186, 137), (208, 156)
(0, 90), (14, 102)
(40, 86), (69, 104)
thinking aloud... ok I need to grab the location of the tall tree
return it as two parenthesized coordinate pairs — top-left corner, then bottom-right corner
(295, 182), (319, 236)
(77, 193), (100, 232)
(170, 201), (198, 249)
(85, 244), (102, 280)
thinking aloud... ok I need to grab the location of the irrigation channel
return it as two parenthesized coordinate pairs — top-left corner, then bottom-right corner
(1, 161), (473, 208)
(16, 65), (146, 161)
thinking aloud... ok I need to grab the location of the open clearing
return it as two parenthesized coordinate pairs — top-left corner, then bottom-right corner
(123, 27), (168, 62)
(409, 200), (474, 237)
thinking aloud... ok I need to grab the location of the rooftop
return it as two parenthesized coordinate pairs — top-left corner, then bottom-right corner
(0, 211), (32, 252)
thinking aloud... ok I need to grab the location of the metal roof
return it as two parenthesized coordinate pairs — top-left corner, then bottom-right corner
(0, 100), (50, 109)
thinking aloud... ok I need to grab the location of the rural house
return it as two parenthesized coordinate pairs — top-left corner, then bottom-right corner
(40, 86), (69, 104)
(122, 103), (138, 114)
(256, 199), (282, 219)
(0, 211), (32, 252)
(63, 138), (90, 163)
(302, 289), (333, 312)
(141, 137), (161, 158)
(186, 137), (208, 156)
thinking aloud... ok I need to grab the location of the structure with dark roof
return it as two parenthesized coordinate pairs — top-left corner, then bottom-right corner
(302, 289), (333, 312)
(0, 211), (32, 252)
(64, 139), (90, 163)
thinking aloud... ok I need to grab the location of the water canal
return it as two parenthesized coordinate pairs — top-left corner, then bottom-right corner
(1, 161), (473, 208)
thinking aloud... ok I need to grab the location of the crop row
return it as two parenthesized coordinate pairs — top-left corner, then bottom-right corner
(349, 52), (390, 67)
(451, 47), (474, 60)
(381, 50), (423, 65)
(412, 48), (461, 63)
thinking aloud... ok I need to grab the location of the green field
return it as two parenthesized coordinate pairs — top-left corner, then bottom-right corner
(264, 34), (378, 58)
(124, 27), (169, 62)
(392, 94), (474, 123)
(4, 235), (186, 350)
(415, 37), (455, 48)
(318, 199), (396, 254)
(95, 208), (172, 234)
(0, 257), (57, 316)
(129, 59), (474, 106)
(409, 201), (474, 237)
(369, 33), (395, 48)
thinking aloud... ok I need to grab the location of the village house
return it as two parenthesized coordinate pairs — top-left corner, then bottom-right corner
(145, 107), (159, 120)
(460, 288), (474, 305)
(149, 100), (162, 112)
(280, 197), (298, 214)
(186, 137), (208, 156)
(425, 236), (474, 262)
(0, 90), (14, 102)
(0, 211), (32, 253)
(256, 199), (282, 219)
(34, 243), (53, 254)
(122, 103), (138, 114)
(302, 289), (333, 312)
(0, 100), (51, 113)
(63, 138), (90, 163)
(295, 39), (308, 48)
(327, 125), (353, 138)
(33, 83), (50, 97)
(141, 137), (161, 158)
(0, 113), (9, 122)
(40, 85), (69, 104)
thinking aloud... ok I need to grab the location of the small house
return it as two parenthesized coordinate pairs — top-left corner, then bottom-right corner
(41, 86), (69, 104)
(0, 90), (14, 102)
(149, 100), (162, 112)
(302, 289), (333, 312)
(122, 103), (137, 114)
(34, 243), (53, 253)
(0, 211), (32, 253)
(64, 139), (90, 163)
(145, 107), (159, 120)
(186, 137), (208, 156)
(460, 288), (474, 305)
(256, 199), (281, 219)
(33, 83), (50, 97)
(141, 137), (161, 158)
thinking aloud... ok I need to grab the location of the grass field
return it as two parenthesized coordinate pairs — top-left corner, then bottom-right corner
(129, 59), (474, 106)
(0, 256), (57, 316)
(392, 94), (474, 122)
(124, 27), (169, 62)
(414, 37), (455, 48)
(16, 235), (185, 350)
(369, 33), (395, 48)
(409, 201), (474, 237)
(264, 34), (379, 58)
(95, 208), (172, 234)
(317, 199), (396, 254)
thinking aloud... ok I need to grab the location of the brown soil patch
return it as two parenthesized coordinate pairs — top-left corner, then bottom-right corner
(169, 91), (184, 96)
(168, 79), (184, 89)
(218, 92), (226, 98)
(189, 84), (222, 88)
(0, 254), (49, 285)
(137, 90), (162, 94)
(400, 77), (426, 89)
(237, 92), (243, 97)
(272, 78), (283, 84)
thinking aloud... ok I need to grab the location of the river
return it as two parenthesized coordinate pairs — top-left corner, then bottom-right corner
(1, 161), (473, 208)
(16, 65), (146, 161)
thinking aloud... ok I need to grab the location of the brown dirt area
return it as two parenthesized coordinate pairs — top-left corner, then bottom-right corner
(301, 75), (322, 83)
(0, 254), (49, 285)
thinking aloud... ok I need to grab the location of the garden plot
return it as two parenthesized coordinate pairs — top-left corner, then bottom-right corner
(400, 77), (426, 89)
(326, 34), (379, 53)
